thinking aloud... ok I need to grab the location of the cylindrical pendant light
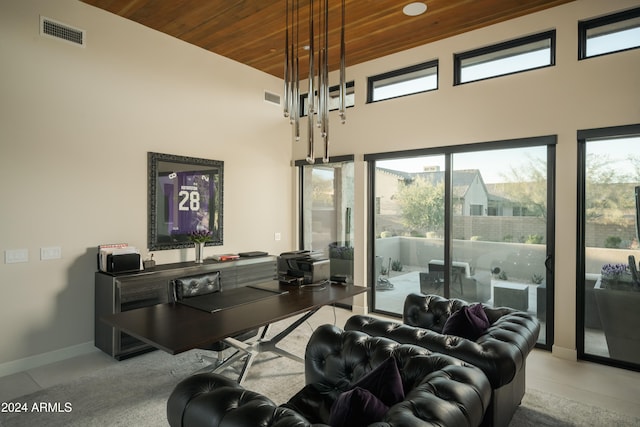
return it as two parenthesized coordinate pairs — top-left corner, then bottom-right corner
(285, 0), (347, 164)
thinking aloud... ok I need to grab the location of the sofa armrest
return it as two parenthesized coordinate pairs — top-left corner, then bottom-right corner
(167, 373), (314, 427)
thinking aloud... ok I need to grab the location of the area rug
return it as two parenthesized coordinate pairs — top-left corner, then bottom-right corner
(511, 390), (639, 427)
(2, 316), (638, 426)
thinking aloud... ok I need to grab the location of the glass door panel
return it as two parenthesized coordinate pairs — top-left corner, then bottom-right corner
(301, 160), (355, 280)
(373, 155), (446, 314)
(582, 136), (640, 366)
(451, 147), (549, 345)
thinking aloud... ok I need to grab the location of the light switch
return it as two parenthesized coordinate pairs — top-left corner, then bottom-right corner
(41, 246), (62, 260)
(5, 249), (29, 264)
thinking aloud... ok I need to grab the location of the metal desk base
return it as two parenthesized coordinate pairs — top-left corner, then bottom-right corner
(194, 307), (318, 383)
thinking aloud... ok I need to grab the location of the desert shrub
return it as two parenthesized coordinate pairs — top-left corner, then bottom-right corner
(525, 234), (544, 244)
(391, 259), (403, 272)
(604, 236), (622, 249)
(531, 273), (545, 284)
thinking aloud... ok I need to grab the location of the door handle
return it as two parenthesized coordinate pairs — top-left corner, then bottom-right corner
(545, 254), (553, 273)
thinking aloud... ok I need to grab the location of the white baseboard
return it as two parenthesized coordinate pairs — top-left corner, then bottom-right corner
(552, 344), (577, 361)
(0, 341), (98, 378)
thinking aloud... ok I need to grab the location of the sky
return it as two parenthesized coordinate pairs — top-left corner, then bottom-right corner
(377, 147), (546, 184)
(377, 136), (639, 184)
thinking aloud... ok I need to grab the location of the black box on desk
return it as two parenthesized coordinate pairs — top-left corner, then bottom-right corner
(106, 253), (141, 274)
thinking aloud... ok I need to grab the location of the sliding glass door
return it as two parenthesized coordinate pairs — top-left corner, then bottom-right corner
(373, 154), (445, 314)
(579, 126), (640, 369)
(450, 146), (552, 346)
(367, 137), (554, 347)
(298, 157), (355, 280)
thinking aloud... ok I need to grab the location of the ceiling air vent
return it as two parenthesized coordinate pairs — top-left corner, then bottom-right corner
(40, 16), (85, 47)
(264, 91), (281, 106)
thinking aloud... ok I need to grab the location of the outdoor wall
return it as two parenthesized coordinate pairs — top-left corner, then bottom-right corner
(293, 0), (640, 359)
(586, 247), (640, 274)
(377, 215), (548, 242)
(376, 236), (547, 284)
(453, 217), (547, 243)
(585, 223), (638, 248)
(0, 0), (291, 373)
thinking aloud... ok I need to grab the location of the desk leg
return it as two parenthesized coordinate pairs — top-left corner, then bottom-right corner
(256, 308), (319, 364)
(191, 326), (271, 382)
(200, 309), (319, 383)
(193, 337), (256, 383)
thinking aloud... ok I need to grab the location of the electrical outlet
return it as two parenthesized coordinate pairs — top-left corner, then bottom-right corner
(5, 249), (29, 264)
(274, 232), (281, 241)
(41, 246), (62, 260)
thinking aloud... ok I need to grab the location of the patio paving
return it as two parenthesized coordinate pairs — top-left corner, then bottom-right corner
(374, 268), (540, 317)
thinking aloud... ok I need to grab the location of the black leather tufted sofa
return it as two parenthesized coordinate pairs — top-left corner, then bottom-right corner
(167, 324), (491, 427)
(345, 293), (540, 427)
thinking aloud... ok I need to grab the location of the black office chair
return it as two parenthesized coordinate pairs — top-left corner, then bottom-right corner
(169, 272), (265, 382)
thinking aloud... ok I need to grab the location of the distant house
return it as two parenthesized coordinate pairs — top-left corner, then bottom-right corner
(375, 167), (492, 217)
(375, 167), (537, 218)
(486, 183), (532, 217)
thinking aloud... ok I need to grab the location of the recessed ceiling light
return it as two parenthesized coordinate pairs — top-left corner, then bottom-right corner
(403, 2), (427, 17)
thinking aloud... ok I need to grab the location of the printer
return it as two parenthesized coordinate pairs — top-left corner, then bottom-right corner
(277, 250), (330, 285)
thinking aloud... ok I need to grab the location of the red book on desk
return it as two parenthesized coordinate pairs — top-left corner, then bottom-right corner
(213, 254), (240, 261)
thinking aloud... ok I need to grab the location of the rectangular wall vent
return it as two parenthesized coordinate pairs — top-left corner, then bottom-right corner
(40, 16), (85, 47)
(264, 91), (281, 105)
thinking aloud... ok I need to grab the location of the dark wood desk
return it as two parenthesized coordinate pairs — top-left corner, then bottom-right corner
(102, 281), (367, 382)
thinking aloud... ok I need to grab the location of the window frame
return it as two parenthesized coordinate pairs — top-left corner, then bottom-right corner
(366, 59), (439, 104)
(470, 204), (483, 216)
(576, 124), (640, 372)
(578, 7), (640, 60)
(365, 135), (557, 353)
(454, 30), (556, 85)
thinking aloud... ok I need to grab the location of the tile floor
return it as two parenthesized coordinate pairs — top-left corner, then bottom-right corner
(1, 306), (639, 421)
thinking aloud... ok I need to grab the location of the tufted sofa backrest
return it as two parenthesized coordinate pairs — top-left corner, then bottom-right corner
(403, 293), (517, 332)
(302, 324), (491, 427)
(402, 294), (539, 387)
(403, 293), (469, 333)
(305, 324), (428, 389)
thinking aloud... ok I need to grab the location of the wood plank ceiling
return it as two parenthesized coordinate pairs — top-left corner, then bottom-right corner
(81, 0), (575, 78)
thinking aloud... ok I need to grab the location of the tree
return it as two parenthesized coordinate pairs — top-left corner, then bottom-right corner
(500, 152), (637, 225)
(310, 172), (334, 207)
(500, 155), (547, 219)
(584, 153), (636, 224)
(396, 177), (444, 233)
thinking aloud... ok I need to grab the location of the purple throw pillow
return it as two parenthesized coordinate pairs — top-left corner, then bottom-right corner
(351, 356), (404, 407)
(328, 387), (389, 427)
(328, 356), (404, 427)
(442, 303), (490, 341)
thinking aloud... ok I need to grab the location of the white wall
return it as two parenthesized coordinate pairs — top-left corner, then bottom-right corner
(0, 0), (292, 372)
(293, 0), (640, 358)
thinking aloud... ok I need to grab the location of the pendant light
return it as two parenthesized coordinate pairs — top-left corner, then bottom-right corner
(284, 0), (347, 164)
